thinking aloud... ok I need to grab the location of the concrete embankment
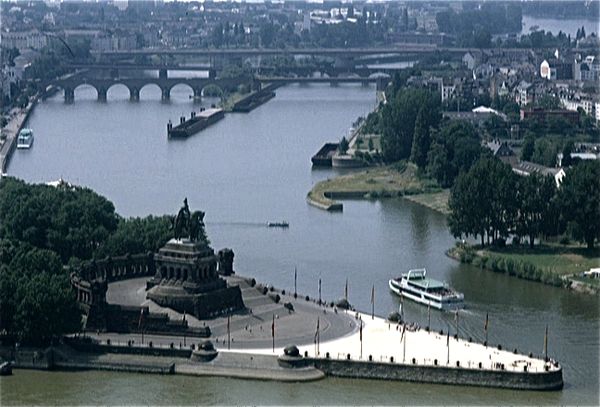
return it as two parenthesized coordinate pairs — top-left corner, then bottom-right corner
(1, 96), (38, 173)
(308, 357), (563, 390)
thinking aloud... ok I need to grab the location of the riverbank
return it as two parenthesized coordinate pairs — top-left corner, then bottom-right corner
(447, 243), (600, 295)
(0, 95), (38, 173)
(307, 163), (447, 213)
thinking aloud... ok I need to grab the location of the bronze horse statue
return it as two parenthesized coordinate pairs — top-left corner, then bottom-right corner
(189, 210), (205, 242)
(172, 198), (205, 242)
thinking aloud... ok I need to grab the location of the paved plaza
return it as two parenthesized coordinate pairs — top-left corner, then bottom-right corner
(103, 275), (556, 375)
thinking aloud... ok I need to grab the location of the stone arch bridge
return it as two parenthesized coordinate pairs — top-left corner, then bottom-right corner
(43, 76), (253, 103)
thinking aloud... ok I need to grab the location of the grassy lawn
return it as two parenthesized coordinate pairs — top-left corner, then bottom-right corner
(482, 244), (600, 277)
(307, 163), (447, 211)
(570, 275), (600, 288)
(403, 190), (450, 215)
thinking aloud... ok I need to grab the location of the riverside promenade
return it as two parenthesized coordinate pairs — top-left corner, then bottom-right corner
(41, 274), (563, 390)
(1, 98), (36, 173)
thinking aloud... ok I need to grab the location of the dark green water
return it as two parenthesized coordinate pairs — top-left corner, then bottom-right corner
(5, 83), (599, 405)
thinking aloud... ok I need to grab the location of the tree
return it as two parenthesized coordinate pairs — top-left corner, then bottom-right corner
(447, 157), (517, 246)
(260, 22), (276, 47)
(558, 160), (600, 249)
(94, 215), (177, 259)
(410, 108), (431, 169)
(532, 138), (557, 167)
(338, 136), (349, 154)
(521, 131), (535, 161)
(516, 172), (557, 247)
(427, 120), (486, 188)
(380, 87), (441, 163)
(0, 245), (81, 345)
(212, 23), (224, 48)
(561, 140), (574, 167)
(485, 114), (509, 139)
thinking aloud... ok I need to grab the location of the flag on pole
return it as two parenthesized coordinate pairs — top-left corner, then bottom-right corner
(271, 315), (275, 338)
(543, 325), (548, 356)
(183, 310), (186, 322)
(138, 308), (144, 330)
(454, 310), (458, 326)
(315, 317), (319, 343)
(345, 278), (348, 300)
(359, 319), (362, 342)
(319, 278), (322, 304)
(400, 323), (406, 343)
(485, 313), (489, 334)
(294, 267), (297, 295)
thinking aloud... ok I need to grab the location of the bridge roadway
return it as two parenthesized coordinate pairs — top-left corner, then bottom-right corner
(43, 73), (390, 102)
(44, 75), (253, 103)
(92, 45), (440, 58)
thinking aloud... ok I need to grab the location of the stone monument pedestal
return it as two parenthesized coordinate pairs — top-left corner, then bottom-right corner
(146, 238), (244, 319)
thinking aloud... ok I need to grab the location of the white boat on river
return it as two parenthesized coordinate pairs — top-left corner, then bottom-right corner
(389, 269), (465, 311)
(16, 128), (34, 149)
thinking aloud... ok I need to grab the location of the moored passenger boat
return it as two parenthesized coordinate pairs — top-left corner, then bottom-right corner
(389, 269), (464, 311)
(16, 128), (34, 149)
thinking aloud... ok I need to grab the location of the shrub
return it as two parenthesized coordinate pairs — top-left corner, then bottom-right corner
(505, 258), (516, 276)
(459, 249), (474, 264)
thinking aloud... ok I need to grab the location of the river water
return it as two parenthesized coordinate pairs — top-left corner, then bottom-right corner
(4, 81), (599, 405)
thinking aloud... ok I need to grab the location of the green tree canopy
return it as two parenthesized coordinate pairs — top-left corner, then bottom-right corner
(516, 172), (557, 247)
(427, 120), (487, 188)
(380, 87), (441, 163)
(0, 178), (118, 263)
(558, 160), (600, 249)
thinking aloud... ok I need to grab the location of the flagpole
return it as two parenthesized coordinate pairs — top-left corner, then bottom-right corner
(294, 267), (297, 298)
(318, 278), (321, 305)
(455, 310), (459, 340)
(371, 285), (374, 320)
(485, 313), (489, 347)
(272, 314), (275, 353)
(183, 310), (186, 347)
(345, 278), (348, 300)
(447, 331), (450, 364)
(359, 317), (363, 359)
(227, 314), (231, 350)
(427, 300), (431, 332)
(544, 325), (548, 361)
(403, 325), (406, 362)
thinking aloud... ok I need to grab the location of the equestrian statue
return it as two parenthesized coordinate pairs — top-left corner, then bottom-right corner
(172, 198), (205, 242)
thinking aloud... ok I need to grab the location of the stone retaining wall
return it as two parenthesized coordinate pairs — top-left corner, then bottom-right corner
(310, 358), (563, 391)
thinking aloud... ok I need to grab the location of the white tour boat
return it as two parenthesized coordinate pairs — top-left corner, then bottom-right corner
(389, 269), (465, 311)
(16, 128), (34, 149)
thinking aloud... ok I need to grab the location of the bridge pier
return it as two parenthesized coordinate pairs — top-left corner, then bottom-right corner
(64, 88), (75, 103)
(162, 87), (170, 101)
(208, 69), (217, 79)
(159, 69), (168, 79)
(193, 87), (202, 101)
(98, 88), (107, 102)
(130, 87), (140, 101)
